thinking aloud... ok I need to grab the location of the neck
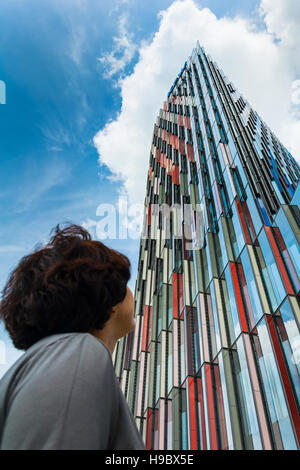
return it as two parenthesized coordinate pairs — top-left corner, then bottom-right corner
(90, 329), (117, 355)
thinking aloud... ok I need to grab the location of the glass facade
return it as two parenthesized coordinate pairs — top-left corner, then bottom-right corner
(114, 42), (300, 450)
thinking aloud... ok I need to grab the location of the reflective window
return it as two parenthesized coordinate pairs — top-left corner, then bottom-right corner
(223, 168), (234, 206)
(217, 353), (234, 449)
(181, 387), (188, 449)
(245, 185), (262, 236)
(167, 329), (173, 396)
(224, 265), (241, 341)
(277, 298), (300, 402)
(218, 219), (229, 270)
(275, 208), (300, 281)
(254, 317), (297, 449)
(209, 282), (221, 353)
(205, 238), (213, 284)
(240, 247), (263, 325)
(233, 152), (248, 189)
(201, 366), (211, 449)
(230, 201), (245, 256)
(226, 128), (236, 159)
(234, 336), (263, 449)
(258, 228), (286, 311)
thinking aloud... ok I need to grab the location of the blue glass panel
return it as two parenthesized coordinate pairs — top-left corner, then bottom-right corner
(234, 152), (248, 189)
(279, 298), (300, 399)
(218, 220), (228, 271)
(236, 336), (263, 449)
(233, 170), (244, 200)
(255, 317), (297, 449)
(215, 110), (221, 124)
(211, 122), (220, 148)
(230, 202), (245, 255)
(245, 185), (262, 236)
(181, 410), (188, 450)
(223, 168), (234, 206)
(258, 228), (286, 311)
(224, 265), (241, 341)
(221, 188), (230, 217)
(257, 197), (271, 226)
(275, 208), (300, 281)
(226, 130), (237, 161)
(240, 247), (263, 325)
(205, 238), (213, 283)
(207, 156), (215, 184)
(209, 282), (221, 353)
(291, 183), (300, 206)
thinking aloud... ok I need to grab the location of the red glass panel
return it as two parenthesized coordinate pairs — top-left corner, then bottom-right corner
(172, 165), (179, 185)
(146, 408), (153, 450)
(265, 227), (294, 295)
(266, 315), (300, 445)
(235, 200), (252, 244)
(242, 200), (257, 243)
(188, 377), (198, 450)
(205, 364), (218, 449)
(173, 272), (178, 319)
(147, 306), (153, 352)
(187, 143), (195, 162)
(179, 139), (186, 155)
(142, 305), (149, 351)
(229, 262), (248, 332)
(189, 144), (194, 162)
(178, 273), (184, 315)
(186, 309), (193, 376)
(273, 227), (300, 292)
(237, 262), (255, 328)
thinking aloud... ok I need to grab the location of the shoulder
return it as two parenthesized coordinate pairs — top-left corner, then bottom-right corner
(36, 333), (115, 384)
(1, 333), (115, 398)
(29, 332), (112, 367)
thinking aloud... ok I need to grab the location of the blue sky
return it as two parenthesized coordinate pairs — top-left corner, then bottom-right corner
(0, 0), (261, 293)
(0, 0), (299, 374)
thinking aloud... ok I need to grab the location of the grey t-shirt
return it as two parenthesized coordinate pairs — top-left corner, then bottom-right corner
(0, 332), (145, 450)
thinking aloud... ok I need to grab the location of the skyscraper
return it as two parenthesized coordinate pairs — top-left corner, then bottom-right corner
(113, 41), (300, 450)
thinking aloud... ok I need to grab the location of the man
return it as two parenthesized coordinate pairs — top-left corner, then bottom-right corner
(0, 224), (145, 450)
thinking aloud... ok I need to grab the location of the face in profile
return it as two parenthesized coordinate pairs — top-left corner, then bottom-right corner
(111, 285), (136, 339)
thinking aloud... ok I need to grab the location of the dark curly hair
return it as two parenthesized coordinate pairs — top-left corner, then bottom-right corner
(0, 223), (131, 350)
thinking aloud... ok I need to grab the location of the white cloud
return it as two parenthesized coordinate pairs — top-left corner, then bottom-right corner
(98, 13), (137, 80)
(68, 25), (86, 66)
(81, 217), (97, 238)
(94, 0), (300, 207)
(260, 0), (300, 57)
